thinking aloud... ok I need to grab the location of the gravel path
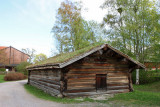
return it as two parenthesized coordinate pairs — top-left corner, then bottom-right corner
(0, 80), (109, 107)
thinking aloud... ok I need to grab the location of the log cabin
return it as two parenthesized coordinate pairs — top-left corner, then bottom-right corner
(0, 46), (30, 72)
(27, 44), (145, 98)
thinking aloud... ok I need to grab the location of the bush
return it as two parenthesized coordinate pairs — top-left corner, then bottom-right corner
(132, 69), (160, 84)
(0, 68), (5, 72)
(16, 62), (30, 75)
(4, 72), (27, 81)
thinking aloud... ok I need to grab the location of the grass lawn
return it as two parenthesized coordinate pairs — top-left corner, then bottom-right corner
(24, 82), (160, 106)
(107, 81), (160, 106)
(0, 75), (5, 83)
(24, 84), (94, 104)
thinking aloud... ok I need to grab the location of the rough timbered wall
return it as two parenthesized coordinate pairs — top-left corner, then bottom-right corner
(63, 50), (131, 97)
(29, 69), (62, 97)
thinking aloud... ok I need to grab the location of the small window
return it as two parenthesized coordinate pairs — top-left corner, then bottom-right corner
(96, 74), (107, 90)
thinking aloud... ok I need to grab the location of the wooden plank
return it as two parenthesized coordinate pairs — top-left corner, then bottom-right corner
(66, 73), (95, 76)
(63, 89), (129, 97)
(67, 86), (95, 90)
(67, 77), (95, 80)
(68, 83), (95, 87)
(39, 78), (60, 85)
(107, 76), (128, 79)
(76, 63), (128, 67)
(67, 75), (95, 79)
(70, 68), (129, 72)
(68, 65), (129, 69)
(107, 72), (129, 76)
(65, 88), (96, 93)
(107, 80), (129, 84)
(67, 79), (95, 82)
(107, 83), (129, 86)
(107, 78), (129, 81)
(67, 81), (95, 85)
(107, 85), (129, 90)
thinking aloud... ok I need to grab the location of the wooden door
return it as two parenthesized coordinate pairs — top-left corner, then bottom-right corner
(96, 74), (107, 90)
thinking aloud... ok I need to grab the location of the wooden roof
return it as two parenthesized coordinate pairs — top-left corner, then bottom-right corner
(27, 44), (145, 70)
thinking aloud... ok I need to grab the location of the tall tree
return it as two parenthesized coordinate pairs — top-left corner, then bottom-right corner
(33, 53), (47, 64)
(52, 0), (103, 53)
(101, 0), (160, 84)
(21, 48), (36, 63)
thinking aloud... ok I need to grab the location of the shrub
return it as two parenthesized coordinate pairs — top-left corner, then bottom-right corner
(132, 69), (160, 84)
(4, 72), (27, 81)
(16, 62), (30, 75)
(0, 68), (5, 72)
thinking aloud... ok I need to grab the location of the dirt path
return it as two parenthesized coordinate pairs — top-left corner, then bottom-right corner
(0, 80), (109, 107)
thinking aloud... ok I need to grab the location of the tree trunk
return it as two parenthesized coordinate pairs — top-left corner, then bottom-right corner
(136, 55), (139, 85)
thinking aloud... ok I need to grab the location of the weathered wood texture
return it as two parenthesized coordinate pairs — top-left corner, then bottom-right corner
(63, 51), (131, 97)
(29, 69), (62, 96)
(28, 49), (134, 98)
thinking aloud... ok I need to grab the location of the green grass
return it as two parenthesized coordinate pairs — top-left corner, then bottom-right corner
(24, 84), (94, 104)
(0, 75), (5, 83)
(108, 82), (160, 106)
(28, 43), (104, 68)
(24, 81), (160, 106)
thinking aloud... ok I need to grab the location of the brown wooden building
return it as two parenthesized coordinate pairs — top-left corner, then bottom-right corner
(27, 44), (145, 97)
(0, 46), (30, 72)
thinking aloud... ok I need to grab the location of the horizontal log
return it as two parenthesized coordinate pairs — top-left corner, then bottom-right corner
(67, 77), (95, 80)
(65, 88), (96, 93)
(68, 66), (129, 69)
(107, 80), (129, 84)
(107, 83), (129, 86)
(67, 78), (95, 82)
(63, 89), (129, 97)
(30, 76), (61, 82)
(70, 68), (129, 72)
(107, 85), (129, 90)
(107, 76), (128, 79)
(67, 75), (95, 79)
(107, 78), (128, 80)
(30, 80), (60, 95)
(67, 81), (95, 85)
(68, 71), (128, 74)
(72, 63), (128, 67)
(68, 84), (95, 88)
(66, 73), (95, 76)
(67, 86), (95, 90)
(107, 72), (129, 76)
(39, 78), (60, 85)
(31, 79), (60, 90)
(68, 83), (95, 87)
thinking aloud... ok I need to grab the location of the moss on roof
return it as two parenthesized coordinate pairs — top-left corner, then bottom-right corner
(28, 43), (104, 68)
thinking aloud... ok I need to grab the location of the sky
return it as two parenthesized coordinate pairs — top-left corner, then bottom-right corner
(0, 0), (106, 57)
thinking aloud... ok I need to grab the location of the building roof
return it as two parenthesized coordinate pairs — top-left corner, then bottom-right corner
(0, 46), (30, 57)
(0, 46), (7, 50)
(27, 44), (145, 70)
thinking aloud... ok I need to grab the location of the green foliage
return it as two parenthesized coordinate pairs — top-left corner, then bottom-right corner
(16, 62), (30, 75)
(28, 43), (103, 67)
(101, 0), (160, 62)
(21, 48), (36, 63)
(52, 0), (105, 53)
(0, 68), (5, 72)
(0, 75), (5, 83)
(132, 69), (160, 84)
(33, 53), (47, 64)
(108, 82), (160, 106)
